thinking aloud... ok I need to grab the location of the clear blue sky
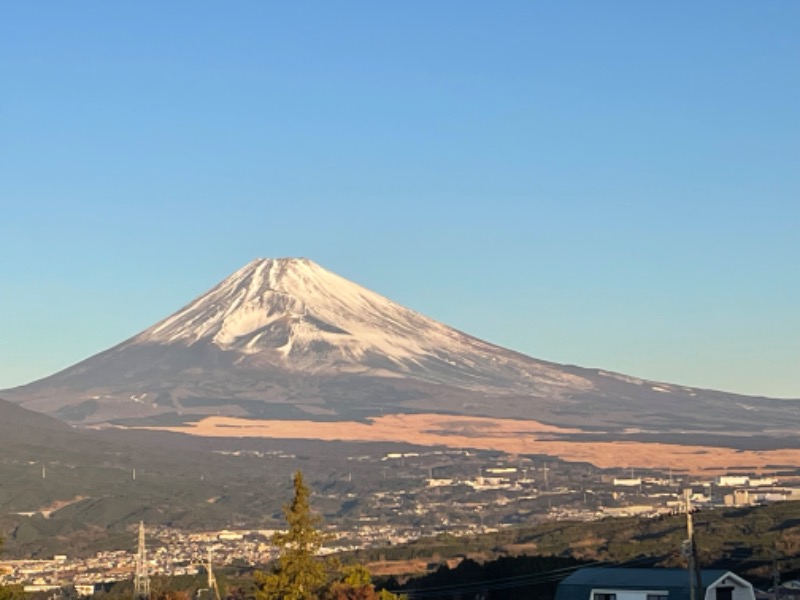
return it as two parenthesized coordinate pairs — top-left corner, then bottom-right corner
(1, 2), (798, 398)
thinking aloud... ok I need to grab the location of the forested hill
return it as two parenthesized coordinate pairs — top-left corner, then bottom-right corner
(357, 500), (800, 588)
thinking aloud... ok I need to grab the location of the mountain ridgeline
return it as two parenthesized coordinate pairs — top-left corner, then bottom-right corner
(2, 258), (797, 436)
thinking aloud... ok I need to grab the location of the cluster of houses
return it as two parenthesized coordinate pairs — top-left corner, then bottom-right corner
(714, 476), (799, 508)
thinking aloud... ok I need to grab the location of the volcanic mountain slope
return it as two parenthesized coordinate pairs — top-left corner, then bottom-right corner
(3, 258), (798, 433)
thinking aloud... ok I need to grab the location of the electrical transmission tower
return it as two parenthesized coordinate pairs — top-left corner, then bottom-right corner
(134, 521), (150, 600)
(207, 547), (221, 600)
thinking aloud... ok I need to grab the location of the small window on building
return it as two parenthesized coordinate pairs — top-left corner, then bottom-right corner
(647, 595), (668, 600)
(716, 588), (734, 600)
(594, 594), (617, 600)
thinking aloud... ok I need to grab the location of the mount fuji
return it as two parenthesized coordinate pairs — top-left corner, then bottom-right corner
(3, 258), (797, 435)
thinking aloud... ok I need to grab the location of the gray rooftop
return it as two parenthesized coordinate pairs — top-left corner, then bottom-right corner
(560, 567), (732, 587)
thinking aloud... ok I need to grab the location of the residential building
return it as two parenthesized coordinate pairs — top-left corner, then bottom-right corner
(555, 567), (755, 600)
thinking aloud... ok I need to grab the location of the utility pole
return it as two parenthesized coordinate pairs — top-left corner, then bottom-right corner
(542, 462), (549, 491)
(773, 548), (781, 600)
(134, 521), (150, 600)
(684, 489), (696, 600)
(684, 489), (704, 600)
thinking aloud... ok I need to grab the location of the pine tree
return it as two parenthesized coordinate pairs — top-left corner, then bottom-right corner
(323, 565), (404, 600)
(256, 471), (328, 600)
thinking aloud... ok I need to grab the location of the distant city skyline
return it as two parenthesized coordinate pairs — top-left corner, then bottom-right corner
(1, 2), (797, 398)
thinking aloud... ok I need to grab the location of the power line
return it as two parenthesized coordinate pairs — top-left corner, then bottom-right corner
(393, 554), (666, 598)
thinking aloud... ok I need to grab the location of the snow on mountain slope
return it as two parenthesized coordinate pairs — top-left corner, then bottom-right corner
(130, 258), (591, 391)
(138, 258), (435, 357)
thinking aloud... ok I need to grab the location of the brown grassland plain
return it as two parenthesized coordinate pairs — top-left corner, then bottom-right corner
(145, 414), (800, 475)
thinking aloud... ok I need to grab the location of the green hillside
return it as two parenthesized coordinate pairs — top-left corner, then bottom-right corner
(356, 500), (800, 587)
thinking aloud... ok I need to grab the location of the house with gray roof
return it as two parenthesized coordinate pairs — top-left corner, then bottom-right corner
(555, 568), (755, 600)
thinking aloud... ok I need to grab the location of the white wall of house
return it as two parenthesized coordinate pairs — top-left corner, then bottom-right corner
(704, 574), (755, 600)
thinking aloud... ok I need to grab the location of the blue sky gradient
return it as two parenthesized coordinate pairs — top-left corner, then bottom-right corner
(1, 2), (798, 397)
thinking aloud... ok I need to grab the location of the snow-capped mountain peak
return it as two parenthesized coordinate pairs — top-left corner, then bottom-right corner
(139, 258), (426, 357)
(131, 257), (585, 388)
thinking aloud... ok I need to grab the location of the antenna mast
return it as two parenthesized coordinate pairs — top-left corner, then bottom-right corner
(134, 521), (150, 600)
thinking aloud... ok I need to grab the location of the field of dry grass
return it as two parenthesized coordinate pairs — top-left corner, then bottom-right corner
(146, 413), (800, 474)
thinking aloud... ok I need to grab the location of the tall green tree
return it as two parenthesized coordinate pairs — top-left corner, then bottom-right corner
(256, 471), (328, 600)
